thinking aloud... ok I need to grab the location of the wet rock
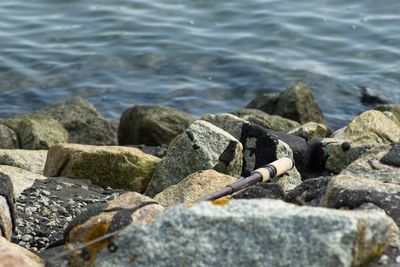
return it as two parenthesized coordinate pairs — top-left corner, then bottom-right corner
(118, 105), (193, 146)
(0, 149), (47, 174)
(43, 144), (160, 192)
(230, 108), (300, 132)
(275, 82), (324, 124)
(65, 192), (164, 266)
(0, 125), (18, 149)
(321, 138), (371, 174)
(321, 174), (400, 226)
(333, 110), (400, 146)
(0, 115), (68, 150)
(360, 86), (391, 105)
(246, 83), (324, 124)
(154, 170), (237, 207)
(201, 113), (302, 190)
(145, 120), (243, 197)
(0, 236), (44, 267)
(288, 122), (332, 141)
(285, 176), (331, 206)
(374, 104), (400, 122)
(246, 91), (280, 114)
(35, 97), (118, 145)
(0, 166), (46, 198)
(341, 145), (400, 184)
(232, 182), (284, 200)
(94, 199), (398, 267)
(14, 177), (122, 252)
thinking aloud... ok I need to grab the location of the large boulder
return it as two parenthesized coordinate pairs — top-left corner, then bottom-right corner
(0, 149), (47, 174)
(341, 144), (400, 184)
(0, 115), (68, 150)
(35, 97), (118, 145)
(321, 138), (371, 174)
(285, 176), (331, 206)
(333, 110), (400, 146)
(154, 170), (237, 207)
(230, 108), (300, 132)
(14, 176), (122, 252)
(0, 166), (46, 198)
(321, 174), (400, 226)
(145, 120), (243, 197)
(43, 144), (160, 192)
(247, 82), (324, 124)
(65, 192), (164, 266)
(118, 105), (193, 146)
(93, 199), (398, 267)
(201, 113), (302, 190)
(0, 125), (18, 149)
(0, 236), (44, 267)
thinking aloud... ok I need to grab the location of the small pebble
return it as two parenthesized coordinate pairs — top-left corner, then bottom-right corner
(379, 254), (389, 265)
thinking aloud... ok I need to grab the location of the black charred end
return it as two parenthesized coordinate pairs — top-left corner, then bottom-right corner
(341, 142), (351, 151)
(218, 141), (238, 165)
(380, 142), (400, 167)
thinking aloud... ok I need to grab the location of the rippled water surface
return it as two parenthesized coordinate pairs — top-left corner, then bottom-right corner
(1, 0), (400, 129)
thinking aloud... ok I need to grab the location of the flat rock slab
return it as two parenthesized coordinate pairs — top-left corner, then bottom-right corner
(94, 199), (398, 267)
(44, 144), (160, 192)
(145, 120), (243, 197)
(341, 145), (400, 185)
(0, 166), (46, 198)
(0, 236), (44, 267)
(14, 177), (122, 252)
(0, 149), (47, 174)
(154, 170), (238, 207)
(321, 174), (400, 226)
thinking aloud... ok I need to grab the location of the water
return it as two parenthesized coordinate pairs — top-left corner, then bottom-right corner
(0, 0), (399, 129)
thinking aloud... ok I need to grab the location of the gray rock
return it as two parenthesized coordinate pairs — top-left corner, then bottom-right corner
(0, 125), (18, 149)
(0, 174), (15, 241)
(374, 104), (400, 122)
(246, 91), (280, 114)
(118, 105), (193, 146)
(230, 108), (300, 132)
(201, 113), (302, 190)
(285, 176), (331, 206)
(332, 110), (400, 146)
(0, 166), (46, 198)
(321, 138), (371, 174)
(0, 115), (68, 150)
(341, 145), (400, 184)
(288, 122), (332, 141)
(232, 182), (284, 200)
(35, 97), (118, 145)
(320, 174), (400, 227)
(94, 199), (398, 267)
(0, 149), (47, 174)
(275, 82), (324, 124)
(0, 236), (44, 267)
(145, 120), (243, 197)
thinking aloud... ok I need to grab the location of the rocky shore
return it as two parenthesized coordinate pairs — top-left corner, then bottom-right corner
(0, 83), (400, 266)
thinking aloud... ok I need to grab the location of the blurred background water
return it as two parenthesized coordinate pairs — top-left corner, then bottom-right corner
(0, 0), (399, 129)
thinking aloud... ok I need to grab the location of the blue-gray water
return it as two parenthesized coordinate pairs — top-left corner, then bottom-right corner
(1, 0), (399, 129)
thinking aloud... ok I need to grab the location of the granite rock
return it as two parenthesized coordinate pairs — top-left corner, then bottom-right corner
(145, 120), (243, 197)
(0, 149), (47, 174)
(0, 236), (44, 267)
(0, 125), (18, 149)
(0, 166), (46, 198)
(118, 105), (193, 146)
(94, 199), (398, 267)
(154, 170), (238, 207)
(288, 122), (332, 141)
(44, 144), (160, 192)
(35, 97), (118, 145)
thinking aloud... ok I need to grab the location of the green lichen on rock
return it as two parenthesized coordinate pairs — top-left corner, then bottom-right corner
(0, 114), (68, 150)
(44, 144), (160, 192)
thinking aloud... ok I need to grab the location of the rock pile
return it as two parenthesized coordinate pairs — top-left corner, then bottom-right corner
(0, 85), (400, 267)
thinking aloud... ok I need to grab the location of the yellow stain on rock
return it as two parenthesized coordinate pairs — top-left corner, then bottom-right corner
(211, 197), (230, 206)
